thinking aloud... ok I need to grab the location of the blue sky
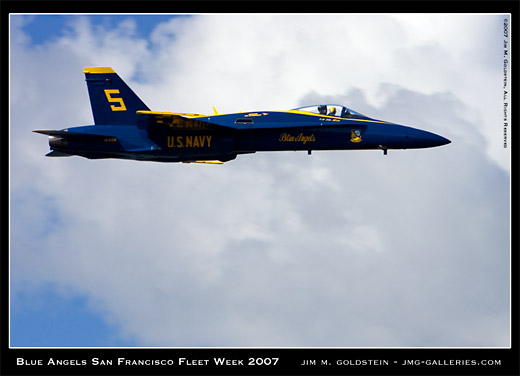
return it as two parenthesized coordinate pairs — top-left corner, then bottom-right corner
(11, 285), (137, 347)
(19, 15), (184, 45)
(9, 14), (511, 348)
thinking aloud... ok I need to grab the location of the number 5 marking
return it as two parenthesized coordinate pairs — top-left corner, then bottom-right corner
(104, 89), (127, 111)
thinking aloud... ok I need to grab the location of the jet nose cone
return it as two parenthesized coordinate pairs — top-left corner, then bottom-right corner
(434, 134), (451, 146)
(409, 129), (451, 148)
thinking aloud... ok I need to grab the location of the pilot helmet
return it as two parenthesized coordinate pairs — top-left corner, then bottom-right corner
(329, 106), (336, 114)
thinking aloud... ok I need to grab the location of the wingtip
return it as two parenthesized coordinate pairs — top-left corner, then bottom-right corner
(182, 160), (224, 165)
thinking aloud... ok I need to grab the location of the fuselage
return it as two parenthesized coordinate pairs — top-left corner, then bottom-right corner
(48, 109), (450, 162)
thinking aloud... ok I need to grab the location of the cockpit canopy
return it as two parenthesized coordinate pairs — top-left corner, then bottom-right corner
(293, 104), (366, 119)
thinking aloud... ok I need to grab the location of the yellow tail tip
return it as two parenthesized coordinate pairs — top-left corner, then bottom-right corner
(84, 67), (115, 74)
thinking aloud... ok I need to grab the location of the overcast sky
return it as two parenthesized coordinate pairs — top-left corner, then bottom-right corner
(9, 14), (511, 347)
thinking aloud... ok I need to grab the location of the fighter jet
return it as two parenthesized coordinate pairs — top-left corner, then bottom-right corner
(34, 67), (450, 164)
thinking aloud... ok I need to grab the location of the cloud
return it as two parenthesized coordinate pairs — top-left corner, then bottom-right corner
(10, 14), (510, 347)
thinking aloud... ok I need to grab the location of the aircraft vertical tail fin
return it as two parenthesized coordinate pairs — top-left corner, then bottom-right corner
(84, 67), (150, 126)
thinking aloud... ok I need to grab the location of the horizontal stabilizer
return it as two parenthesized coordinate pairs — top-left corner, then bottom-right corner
(33, 129), (116, 141)
(45, 150), (71, 157)
(33, 130), (71, 137)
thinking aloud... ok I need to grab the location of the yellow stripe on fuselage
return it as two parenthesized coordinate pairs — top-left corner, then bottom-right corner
(137, 110), (205, 118)
(137, 110), (388, 124)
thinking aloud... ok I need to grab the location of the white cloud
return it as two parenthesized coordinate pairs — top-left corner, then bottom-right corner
(10, 14), (510, 347)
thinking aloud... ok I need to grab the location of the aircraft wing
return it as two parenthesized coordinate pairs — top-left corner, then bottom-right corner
(136, 111), (215, 130)
(33, 130), (74, 137)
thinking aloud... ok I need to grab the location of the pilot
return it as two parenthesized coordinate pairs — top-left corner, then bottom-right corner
(328, 106), (336, 116)
(318, 105), (327, 115)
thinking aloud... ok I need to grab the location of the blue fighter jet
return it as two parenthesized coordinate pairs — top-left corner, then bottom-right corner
(34, 67), (450, 164)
